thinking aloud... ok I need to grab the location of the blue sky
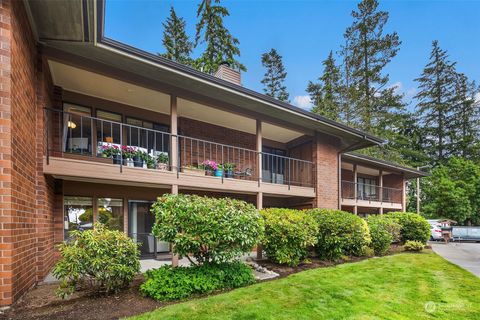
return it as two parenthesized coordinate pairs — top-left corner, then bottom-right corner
(105, 0), (480, 110)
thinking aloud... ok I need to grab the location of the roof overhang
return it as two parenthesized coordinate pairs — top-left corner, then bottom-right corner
(25, 0), (384, 151)
(342, 153), (429, 179)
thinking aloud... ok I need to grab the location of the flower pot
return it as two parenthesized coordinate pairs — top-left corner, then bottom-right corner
(132, 156), (143, 168)
(225, 170), (234, 178)
(112, 154), (124, 165)
(205, 169), (214, 176)
(157, 163), (169, 171)
(214, 169), (223, 177)
(126, 158), (134, 167)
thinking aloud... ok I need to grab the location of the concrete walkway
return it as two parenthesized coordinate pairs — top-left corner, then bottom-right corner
(431, 242), (480, 277)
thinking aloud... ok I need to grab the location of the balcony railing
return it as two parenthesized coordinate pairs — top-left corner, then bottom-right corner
(341, 180), (402, 204)
(44, 108), (315, 188)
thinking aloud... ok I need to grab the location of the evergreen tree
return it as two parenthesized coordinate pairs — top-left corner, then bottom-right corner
(414, 40), (457, 164)
(160, 7), (193, 65)
(307, 51), (342, 121)
(261, 48), (289, 102)
(195, 0), (245, 73)
(342, 0), (403, 133)
(451, 73), (480, 160)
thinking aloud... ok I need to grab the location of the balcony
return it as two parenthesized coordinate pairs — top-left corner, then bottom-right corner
(341, 180), (403, 210)
(43, 108), (315, 197)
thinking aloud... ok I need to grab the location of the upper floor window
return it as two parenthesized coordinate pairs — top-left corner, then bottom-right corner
(126, 117), (170, 154)
(262, 146), (286, 184)
(63, 104), (92, 154)
(96, 110), (122, 146)
(357, 177), (377, 200)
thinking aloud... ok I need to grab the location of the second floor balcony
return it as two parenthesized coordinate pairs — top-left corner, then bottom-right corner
(43, 108), (315, 196)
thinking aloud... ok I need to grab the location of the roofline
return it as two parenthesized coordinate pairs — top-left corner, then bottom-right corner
(94, 0), (384, 146)
(342, 153), (429, 178)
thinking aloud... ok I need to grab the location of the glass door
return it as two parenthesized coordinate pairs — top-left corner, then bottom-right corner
(128, 201), (170, 257)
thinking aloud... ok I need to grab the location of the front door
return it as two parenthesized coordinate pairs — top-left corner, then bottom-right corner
(128, 201), (170, 257)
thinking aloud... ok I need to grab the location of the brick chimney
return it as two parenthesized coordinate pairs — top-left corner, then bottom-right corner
(214, 62), (241, 86)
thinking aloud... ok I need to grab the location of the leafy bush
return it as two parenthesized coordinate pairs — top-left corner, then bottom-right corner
(140, 262), (255, 301)
(151, 194), (263, 265)
(367, 215), (401, 256)
(404, 240), (425, 252)
(308, 209), (371, 260)
(260, 208), (318, 266)
(385, 212), (430, 244)
(53, 223), (140, 298)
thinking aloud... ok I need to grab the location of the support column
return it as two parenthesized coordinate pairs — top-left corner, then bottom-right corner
(379, 169), (383, 215)
(416, 167), (421, 214)
(256, 192), (263, 260)
(402, 175), (407, 212)
(353, 164), (358, 215)
(170, 95), (178, 173)
(256, 120), (262, 186)
(171, 184), (179, 267)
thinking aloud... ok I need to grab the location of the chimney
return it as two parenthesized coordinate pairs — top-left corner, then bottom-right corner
(214, 62), (241, 86)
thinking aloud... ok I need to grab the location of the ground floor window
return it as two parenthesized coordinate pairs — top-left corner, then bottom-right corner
(98, 198), (124, 231)
(63, 196), (93, 240)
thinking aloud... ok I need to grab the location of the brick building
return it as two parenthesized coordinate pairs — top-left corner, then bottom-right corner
(0, 0), (426, 305)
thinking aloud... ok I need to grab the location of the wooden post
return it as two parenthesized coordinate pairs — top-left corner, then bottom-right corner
(256, 192), (263, 260)
(402, 175), (407, 212)
(353, 164), (358, 215)
(171, 184), (179, 267)
(256, 120), (262, 185)
(379, 169), (383, 215)
(170, 95), (178, 173)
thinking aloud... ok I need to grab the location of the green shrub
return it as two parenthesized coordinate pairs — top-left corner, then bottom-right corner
(260, 208), (318, 266)
(308, 209), (371, 260)
(151, 194), (263, 265)
(385, 212), (430, 244)
(140, 262), (255, 301)
(367, 215), (401, 256)
(404, 240), (425, 252)
(53, 223), (140, 298)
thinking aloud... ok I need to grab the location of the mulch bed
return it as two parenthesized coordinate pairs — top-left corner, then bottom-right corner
(0, 245), (409, 320)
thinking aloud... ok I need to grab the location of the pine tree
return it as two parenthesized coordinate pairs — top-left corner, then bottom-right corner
(195, 0), (245, 74)
(451, 73), (480, 160)
(260, 48), (289, 102)
(342, 0), (402, 133)
(160, 7), (193, 65)
(307, 51), (342, 121)
(414, 40), (457, 164)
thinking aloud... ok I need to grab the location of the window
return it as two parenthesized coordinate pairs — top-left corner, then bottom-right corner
(96, 110), (122, 147)
(262, 146), (286, 184)
(98, 198), (124, 232)
(63, 104), (92, 154)
(357, 177), (377, 200)
(126, 117), (170, 154)
(63, 196), (93, 240)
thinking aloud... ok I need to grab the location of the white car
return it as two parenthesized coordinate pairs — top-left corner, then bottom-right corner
(429, 223), (443, 241)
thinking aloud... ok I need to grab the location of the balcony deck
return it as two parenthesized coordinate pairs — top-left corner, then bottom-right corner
(340, 180), (403, 210)
(43, 156), (315, 197)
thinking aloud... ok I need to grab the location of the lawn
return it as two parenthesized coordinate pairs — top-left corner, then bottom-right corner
(130, 252), (480, 320)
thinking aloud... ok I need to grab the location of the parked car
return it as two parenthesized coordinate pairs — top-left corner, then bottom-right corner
(429, 224), (443, 241)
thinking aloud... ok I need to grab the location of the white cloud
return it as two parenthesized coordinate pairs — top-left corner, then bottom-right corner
(292, 95), (313, 110)
(475, 92), (480, 103)
(389, 81), (416, 99)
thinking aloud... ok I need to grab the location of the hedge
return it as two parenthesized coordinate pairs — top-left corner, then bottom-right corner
(260, 208), (318, 266)
(140, 262), (255, 301)
(308, 209), (371, 260)
(366, 215), (401, 256)
(385, 212), (430, 244)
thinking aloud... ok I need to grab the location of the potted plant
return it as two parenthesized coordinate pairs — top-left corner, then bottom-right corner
(201, 160), (217, 176)
(101, 144), (123, 165)
(214, 163), (223, 177)
(132, 149), (145, 168)
(156, 153), (169, 171)
(223, 163), (236, 178)
(122, 146), (136, 167)
(144, 154), (156, 169)
(182, 165), (205, 176)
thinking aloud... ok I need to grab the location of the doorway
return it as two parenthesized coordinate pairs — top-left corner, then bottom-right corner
(128, 201), (170, 257)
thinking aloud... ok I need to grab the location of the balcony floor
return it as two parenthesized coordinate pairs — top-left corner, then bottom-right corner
(44, 156), (316, 198)
(341, 198), (402, 210)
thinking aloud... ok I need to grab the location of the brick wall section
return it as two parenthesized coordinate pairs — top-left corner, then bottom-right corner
(312, 132), (341, 209)
(382, 173), (404, 204)
(0, 0), (57, 305)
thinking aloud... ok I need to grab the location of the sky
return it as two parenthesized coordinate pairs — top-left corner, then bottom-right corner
(105, 0), (480, 110)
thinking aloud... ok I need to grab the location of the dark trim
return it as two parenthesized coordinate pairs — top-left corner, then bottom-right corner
(82, 0), (89, 42)
(342, 153), (429, 177)
(94, 0), (383, 145)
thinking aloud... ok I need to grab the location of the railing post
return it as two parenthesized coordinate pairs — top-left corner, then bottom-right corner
(221, 145), (224, 183)
(119, 122), (123, 173)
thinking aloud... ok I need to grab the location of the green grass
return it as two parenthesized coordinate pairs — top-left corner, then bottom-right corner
(130, 252), (480, 320)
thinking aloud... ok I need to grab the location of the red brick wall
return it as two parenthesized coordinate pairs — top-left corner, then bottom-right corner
(382, 173), (404, 204)
(313, 132), (341, 209)
(0, 0), (57, 305)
